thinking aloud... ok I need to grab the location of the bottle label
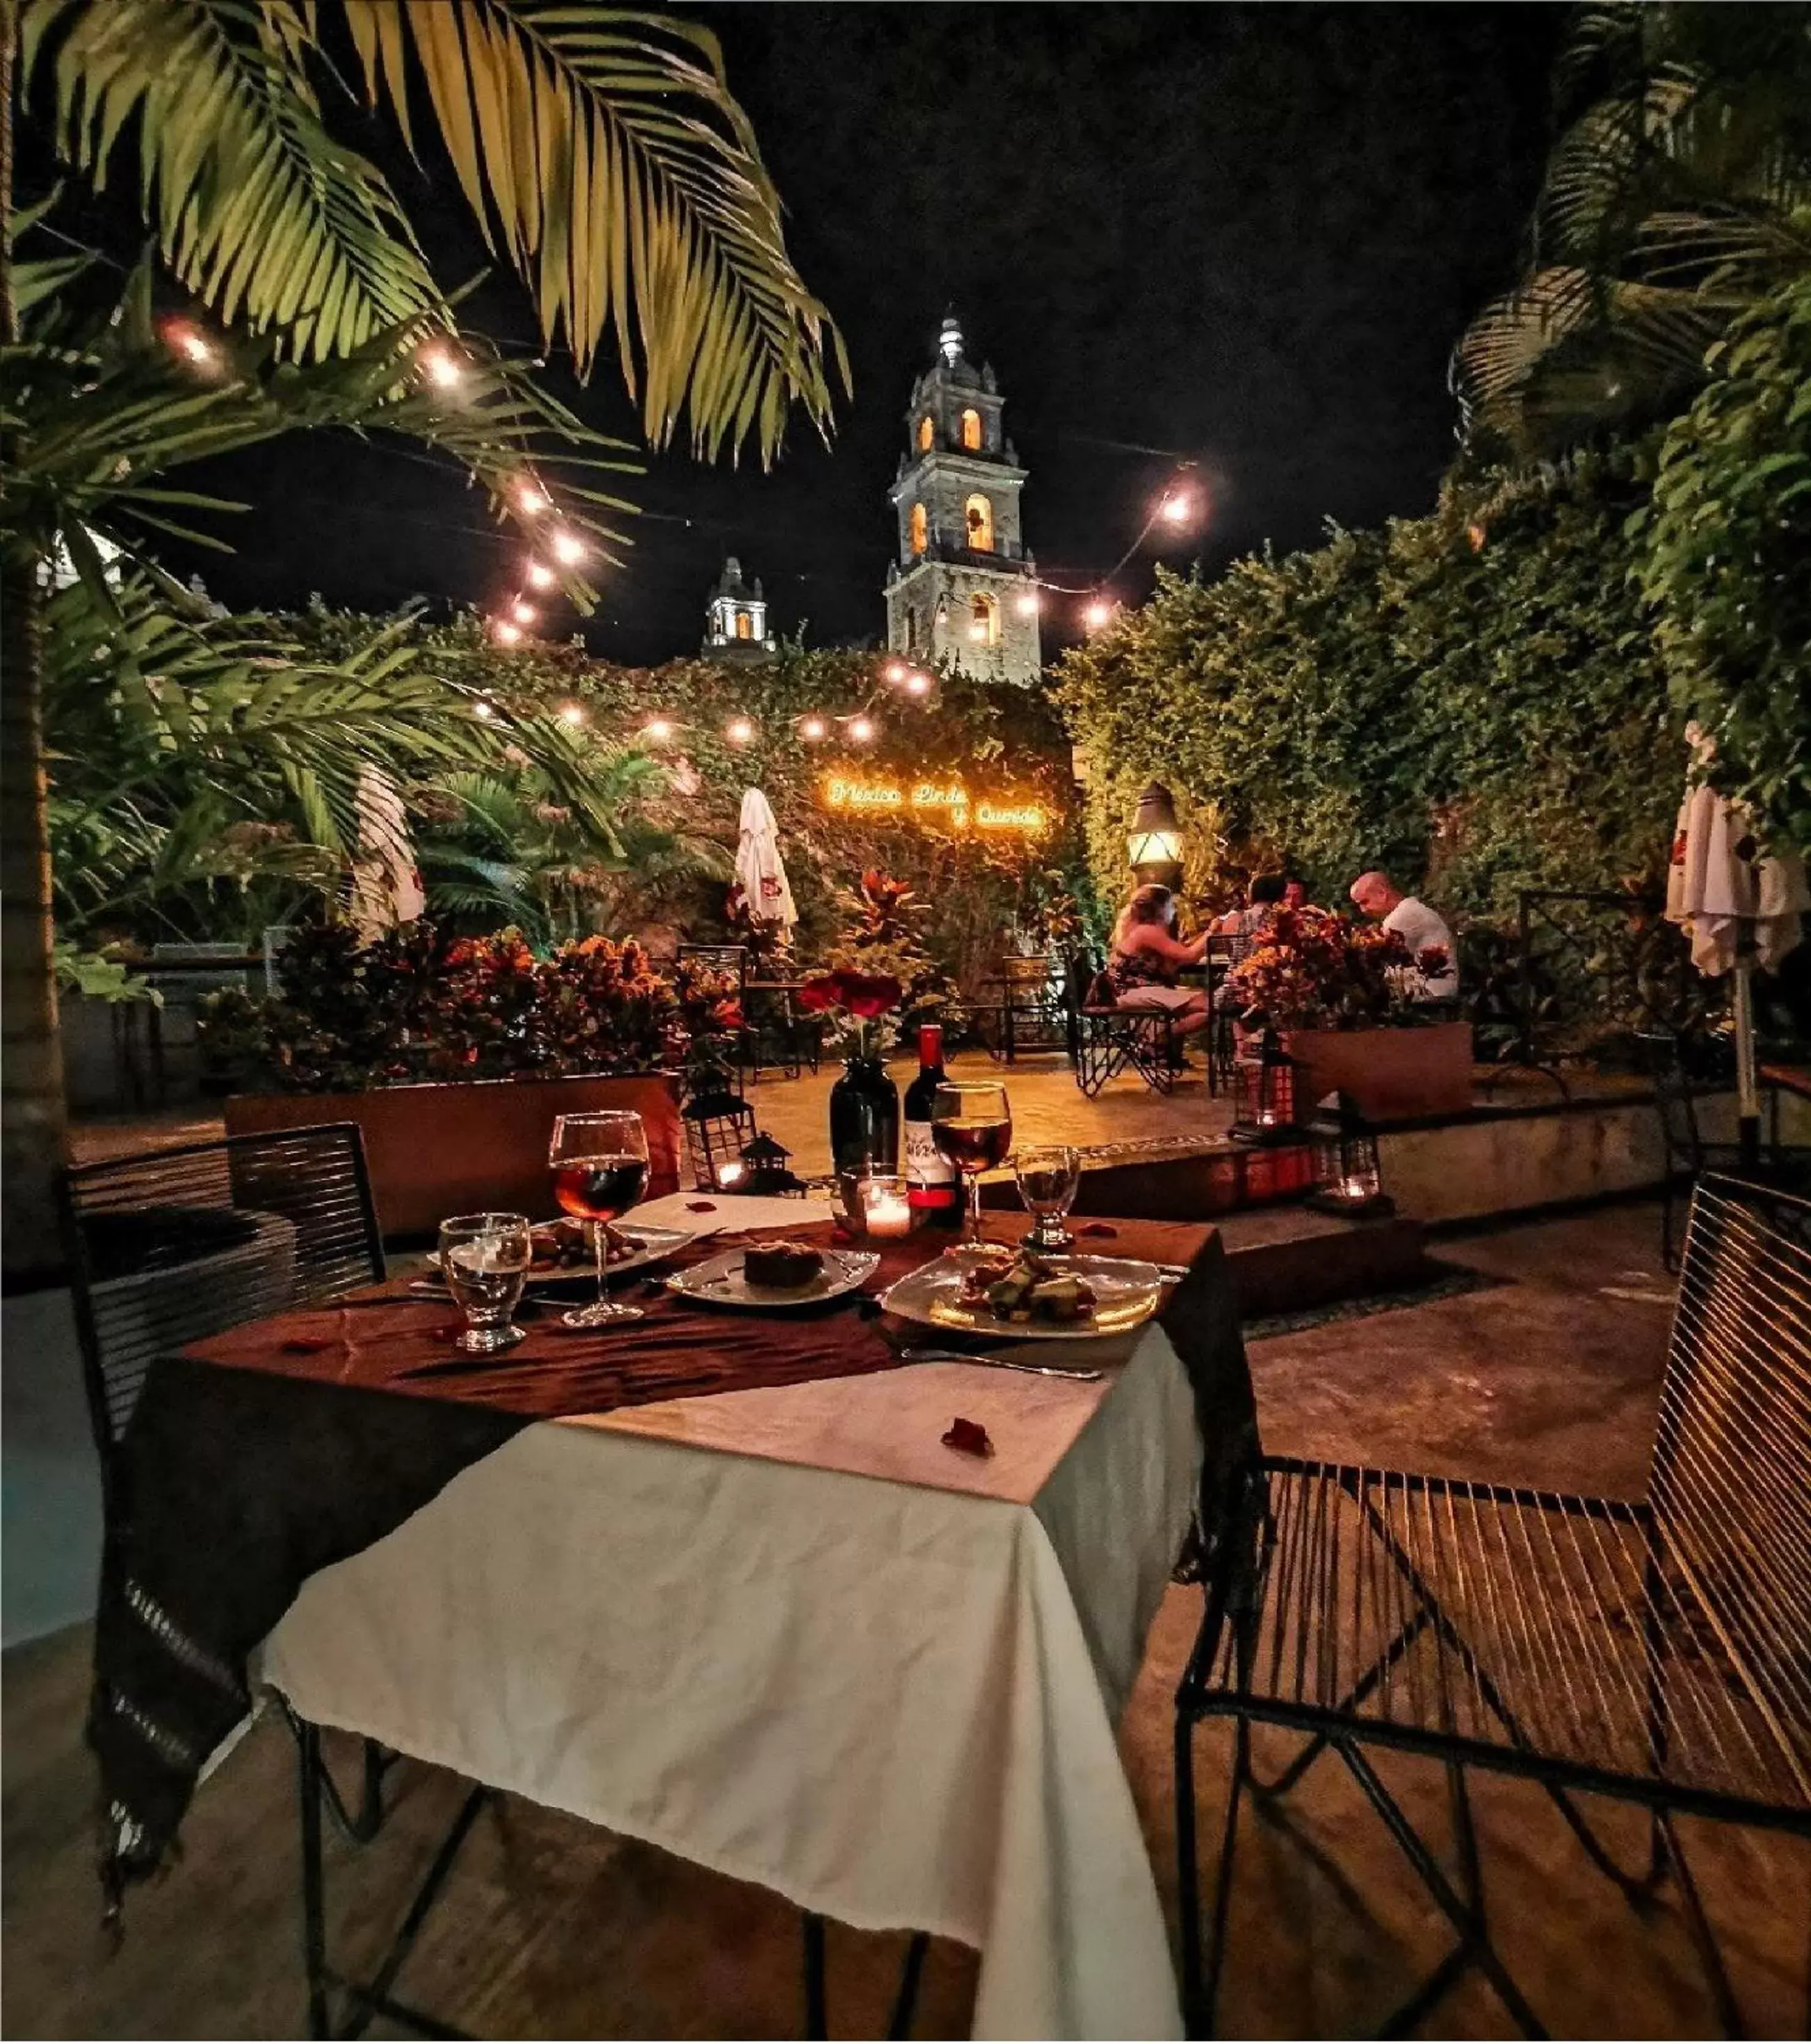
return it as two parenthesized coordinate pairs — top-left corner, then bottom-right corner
(905, 1120), (957, 1193)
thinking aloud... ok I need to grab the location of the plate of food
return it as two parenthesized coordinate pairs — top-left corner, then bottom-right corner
(879, 1245), (1164, 1341)
(665, 1239), (881, 1310)
(526, 1218), (696, 1288)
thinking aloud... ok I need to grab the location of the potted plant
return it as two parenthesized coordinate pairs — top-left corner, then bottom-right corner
(204, 922), (742, 1237)
(1221, 907), (1472, 1120)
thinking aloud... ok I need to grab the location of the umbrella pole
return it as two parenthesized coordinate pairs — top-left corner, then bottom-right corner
(1733, 916), (1762, 1176)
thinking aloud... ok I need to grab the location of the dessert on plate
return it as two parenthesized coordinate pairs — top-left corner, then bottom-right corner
(741, 1240), (826, 1289)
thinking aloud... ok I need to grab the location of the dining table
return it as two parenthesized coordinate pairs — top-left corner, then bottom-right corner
(91, 1194), (1232, 2041)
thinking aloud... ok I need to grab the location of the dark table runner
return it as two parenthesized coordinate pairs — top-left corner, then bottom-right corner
(91, 1214), (1213, 1912)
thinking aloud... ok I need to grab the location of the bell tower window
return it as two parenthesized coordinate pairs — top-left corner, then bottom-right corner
(917, 415), (934, 453)
(735, 612), (752, 641)
(909, 502), (928, 555)
(960, 408), (982, 451)
(964, 494), (994, 553)
(969, 593), (1000, 647)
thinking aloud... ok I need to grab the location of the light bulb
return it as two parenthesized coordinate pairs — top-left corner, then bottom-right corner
(1084, 598), (1115, 631)
(550, 530), (586, 566)
(510, 600), (536, 626)
(726, 716), (755, 745)
(526, 561), (555, 589)
(1159, 491), (1191, 525)
(558, 702), (586, 727)
(800, 716), (827, 741)
(492, 620), (522, 646)
(515, 480), (549, 516)
(885, 661), (907, 684)
(969, 622), (987, 642)
(473, 700), (497, 721)
(643, 717), (673, 742)
(906, 673), (931, 697)
(849, 715), (876, 743)
(421, 345), (464, 389)
(1015, 589), (1040, 616)
(166, 321), (215, 367)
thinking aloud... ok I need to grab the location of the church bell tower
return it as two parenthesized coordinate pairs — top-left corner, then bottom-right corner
(884, 314), (1040, 686)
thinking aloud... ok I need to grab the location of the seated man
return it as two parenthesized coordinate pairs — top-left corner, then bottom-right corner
(1348, 870), (1458, 1000)
(1214, 873), (1287, 936)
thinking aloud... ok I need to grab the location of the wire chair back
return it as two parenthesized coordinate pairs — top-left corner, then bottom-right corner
(1648, 1175), (1811, 1791)
(1639, 1031), (1713, 1173)
(678, 942), (750, 992)
(62, 1124), (384, 1488)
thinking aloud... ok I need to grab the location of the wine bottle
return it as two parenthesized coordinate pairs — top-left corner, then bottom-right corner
(903, 1023), (960, 1228)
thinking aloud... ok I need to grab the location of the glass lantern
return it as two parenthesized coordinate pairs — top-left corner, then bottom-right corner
(682, 1065), (757, 1190)
(1306, 1091), (1394, 1216)
(732, 1131), (807, 1198)
(1229, 1030), (1299, 1145)
(1127, 780), (1184, 888)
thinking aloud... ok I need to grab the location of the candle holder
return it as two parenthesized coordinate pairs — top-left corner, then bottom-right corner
(852, 1173), (916, 1241)
(1229, 1030), (1300, 1145)
(1305, 1090), (1394, 1216)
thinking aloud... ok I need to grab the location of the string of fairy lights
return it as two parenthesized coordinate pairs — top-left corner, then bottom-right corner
(159, 314), (1202, 753)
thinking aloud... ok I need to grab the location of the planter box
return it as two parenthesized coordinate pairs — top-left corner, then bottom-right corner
(225, 1072), (684, 1241)
(1283, 1021), (1474, 1123)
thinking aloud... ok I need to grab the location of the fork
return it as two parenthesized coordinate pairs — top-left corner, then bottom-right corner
(896, 1346), (1104, 1381)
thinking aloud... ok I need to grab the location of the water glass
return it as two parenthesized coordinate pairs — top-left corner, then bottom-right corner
(1014, 1145), (1082, 1251)
(438, 1212), (533, 1354)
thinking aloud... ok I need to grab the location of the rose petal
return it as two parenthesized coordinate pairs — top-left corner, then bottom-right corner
(941, 1417), (994, 1458)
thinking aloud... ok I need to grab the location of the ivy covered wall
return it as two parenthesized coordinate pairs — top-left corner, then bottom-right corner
(1055, 447), (1683, 926)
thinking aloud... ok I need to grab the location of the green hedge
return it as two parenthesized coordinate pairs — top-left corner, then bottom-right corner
(1055, 448), (1683, 926)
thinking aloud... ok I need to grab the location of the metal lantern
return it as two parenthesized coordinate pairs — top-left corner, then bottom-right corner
(1127, 780), (1184, 887)
(682, 1065), (757, 1190)
(1229, 1030), (1299, 1145)
(732, 1131), (807, 1198)
(1306, 1091), (1394, 1216)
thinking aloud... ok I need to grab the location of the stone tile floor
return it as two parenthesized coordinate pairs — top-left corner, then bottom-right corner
(6, 1198), (1807, 2038)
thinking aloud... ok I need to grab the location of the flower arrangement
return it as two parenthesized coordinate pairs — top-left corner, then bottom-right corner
(1222, 906), (1449, 1031)
(796, 967), (903, 1061)
(199, 921), (741, 1093)
(828, 867), (965, 1039)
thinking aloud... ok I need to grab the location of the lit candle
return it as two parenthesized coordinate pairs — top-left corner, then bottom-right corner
(860, 1177), (912, 1239)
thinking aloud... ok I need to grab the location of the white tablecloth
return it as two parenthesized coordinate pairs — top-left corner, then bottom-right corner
(260, 1287), (1198, 2038)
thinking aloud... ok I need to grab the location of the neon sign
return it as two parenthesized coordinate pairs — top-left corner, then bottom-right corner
(823, 775), (1047, 836)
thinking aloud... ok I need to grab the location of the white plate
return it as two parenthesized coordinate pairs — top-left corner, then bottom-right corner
(524, 1224), (697, 1290)
(665, 1246), (881, 1310)
(878, 1252), (1165, 1342)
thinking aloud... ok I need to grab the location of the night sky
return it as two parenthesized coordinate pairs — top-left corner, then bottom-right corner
(140, 3), (1568, 666)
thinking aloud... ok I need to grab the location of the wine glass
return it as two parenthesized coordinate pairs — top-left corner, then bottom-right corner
(1014, 1145), (1081, 1253)
(930, 1079), (1012, 1249)
(438, 1213), (533, 1353)
(549, 1110), (650, 1326)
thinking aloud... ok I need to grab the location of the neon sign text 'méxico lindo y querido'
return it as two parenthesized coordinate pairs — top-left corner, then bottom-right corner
(822, 775), (1046, 835)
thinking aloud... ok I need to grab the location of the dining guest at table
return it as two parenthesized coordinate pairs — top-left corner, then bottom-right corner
(1105, 883), (1212, 1035)
(1214, 873), (1287, 937)
(1349, 869), (1460, 999)
(1282, 874), (1312, 912)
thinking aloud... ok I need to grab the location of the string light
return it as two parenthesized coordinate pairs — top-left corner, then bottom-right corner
(800, 716), (827, 741)
(1159, 490), (1193, 526)
(849, 715), (876, 743)
(726, 716), (755, 745)
(1015, 589), (1040, 616)
(473, 700), (497, 720)
(164, 320), (216, 367)
(558, 702), (586, 727)
(643, 717), (673, 742)
(420, 344), (465, 389)
(492, 620), (522, 646)
(968, 622), (988, 643)
(1084, 597), (1116, 632)
(510, 600), (537, 627)
(550, 530), (586, 566)
(515, 480), (550, 516)
(526, 561), (556, 590)
(885, 661), (908, 684)
(905, 673), (931, 697)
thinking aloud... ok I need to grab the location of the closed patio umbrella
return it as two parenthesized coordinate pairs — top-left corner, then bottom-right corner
(348, 765), (426, 941)
(732, 787), (797, 930)
(1665, 738), (1808, 1170)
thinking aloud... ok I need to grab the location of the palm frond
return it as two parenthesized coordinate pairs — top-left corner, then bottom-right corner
(21, 0), (444, 359)
(344, 0), (847, 460)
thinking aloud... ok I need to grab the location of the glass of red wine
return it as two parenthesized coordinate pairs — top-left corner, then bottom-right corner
(929, 1079), (1013, 1250)
(548, 1110), (651, 1326)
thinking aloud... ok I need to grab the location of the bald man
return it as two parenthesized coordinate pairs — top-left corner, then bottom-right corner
(1349, 871), (1458, 1000)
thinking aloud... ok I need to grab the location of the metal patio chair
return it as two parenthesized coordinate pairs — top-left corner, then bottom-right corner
(1204, 933), (1251, 1098)
(680, 940), (810, 1082)
(1064, 951), (1186, 1098)
(1173, 1174), (1811, 2038)
(64, 1125), (397, 1849)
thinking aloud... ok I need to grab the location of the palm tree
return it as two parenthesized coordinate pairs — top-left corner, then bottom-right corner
(1, 0), (843, 1282)
(1452, 2), (1811, 461)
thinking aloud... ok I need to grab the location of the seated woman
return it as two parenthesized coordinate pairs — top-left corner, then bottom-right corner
(1213, 873), (1287, 936)
(1104, 884), (1212, 1036)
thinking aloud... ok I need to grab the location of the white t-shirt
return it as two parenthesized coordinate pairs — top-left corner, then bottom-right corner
(1383, 896), (1458, 999)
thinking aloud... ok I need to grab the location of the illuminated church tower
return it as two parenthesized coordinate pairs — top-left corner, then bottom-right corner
(884, 314), (1040, 686)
